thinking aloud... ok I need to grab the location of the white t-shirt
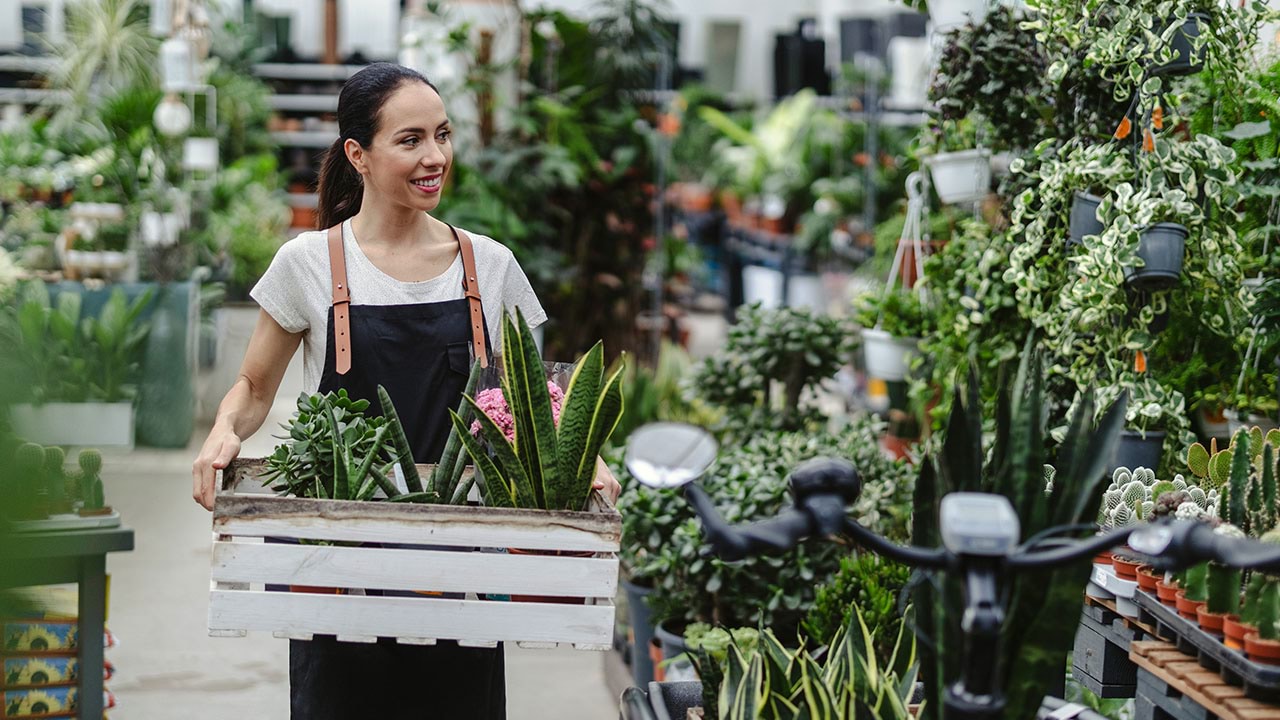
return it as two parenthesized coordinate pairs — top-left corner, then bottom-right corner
(250, 219), (547, 392)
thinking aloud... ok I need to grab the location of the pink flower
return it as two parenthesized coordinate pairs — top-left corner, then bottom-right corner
(470, 381), (564, 443)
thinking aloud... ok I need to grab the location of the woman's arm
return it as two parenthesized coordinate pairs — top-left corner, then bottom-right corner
(192, 309), (302, 510)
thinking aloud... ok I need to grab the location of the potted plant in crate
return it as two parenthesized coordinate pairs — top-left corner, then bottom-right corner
(452, 309), (625, 512)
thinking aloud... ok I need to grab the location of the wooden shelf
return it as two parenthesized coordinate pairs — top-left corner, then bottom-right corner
(268, 94), (339, 112)
(0, 87), (67, 104)
(0, 55), (57, 73)
(271, 130), (337, 148)
(254, 63), (366, 81)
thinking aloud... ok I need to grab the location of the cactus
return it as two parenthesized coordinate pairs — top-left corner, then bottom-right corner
(1258, 443), (1277, 534)
(1183, 562), (1210, 602)
(376, 384), (422, 495)
(15, 443), (48, 520)
(1257, 529), (1280, 640)
(1207, 524), (1246, 615)
(1224, 432), (1251, 530)
(42, 446), (68, 513)
(1188, 442), (1211, 480)
(78, 449), (105, 511)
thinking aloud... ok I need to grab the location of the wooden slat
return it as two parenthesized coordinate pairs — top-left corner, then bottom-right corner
(208, 590), (615, 647)
(1130, 639), (1280, 720)
(211, 540), (619, 597)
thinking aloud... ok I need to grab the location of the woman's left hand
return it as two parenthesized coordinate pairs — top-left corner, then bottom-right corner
(593, 457), (622, 504)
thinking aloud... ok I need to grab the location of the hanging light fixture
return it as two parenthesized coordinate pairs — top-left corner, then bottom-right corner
(154, 93), (193, 137)
(159, 36), (195, 92)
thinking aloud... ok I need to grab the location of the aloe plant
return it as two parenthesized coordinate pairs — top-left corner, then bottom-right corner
(451, 309), (625, 511)
(719, 605), (918, 720)
(913, 336), (1126, 720)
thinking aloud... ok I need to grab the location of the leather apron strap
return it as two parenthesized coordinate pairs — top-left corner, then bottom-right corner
(326, 225), (352, 375)
(452, 226), (489, 368)
(326, 223), (489, 374)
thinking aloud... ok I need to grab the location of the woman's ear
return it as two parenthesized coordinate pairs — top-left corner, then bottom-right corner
(343, 138), (368, 176)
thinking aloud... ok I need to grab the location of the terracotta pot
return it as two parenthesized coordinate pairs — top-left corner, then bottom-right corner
(682, 185), (715, 213)
(1156, 579), (1180, 605)
(1113, 555), (1142, 581)
(760, 216), (787, 234)
(1175, 590), (1206, 620)
(507, 548), (593, 604)
(1245, 632), (1280, 665)
(1223, 615), (1253, 651)
(1196, 606), (1227, 635)
(1136, 566), (1161, 592)
(650, 638), (664, 682)
(1094, 550), (1114, 566)
(290, 205), (317, 230)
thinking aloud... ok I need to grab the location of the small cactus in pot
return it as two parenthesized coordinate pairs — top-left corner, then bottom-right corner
(42, 446), (69, 514)
(76, 449), (110, 516)
(14, 442), (49, 520)
(1244, 529), (1280, 664)
(1201, 523), (1246, 633)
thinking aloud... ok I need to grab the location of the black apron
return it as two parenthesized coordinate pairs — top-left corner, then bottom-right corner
(289, 227), (505, 720)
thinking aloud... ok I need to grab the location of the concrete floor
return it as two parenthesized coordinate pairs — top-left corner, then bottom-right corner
(92, 305), (728, 719)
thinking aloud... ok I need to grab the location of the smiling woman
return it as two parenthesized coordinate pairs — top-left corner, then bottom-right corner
(192, 62), (571, 720)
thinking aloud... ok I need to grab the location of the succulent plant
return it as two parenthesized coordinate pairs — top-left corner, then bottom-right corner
(1248, 529), (1280, 640)
(1207, 523), (1246, 616)
(42, 446), (67, 513)
(15, 442), (48, 520)
(1098, 466), (1210, 529)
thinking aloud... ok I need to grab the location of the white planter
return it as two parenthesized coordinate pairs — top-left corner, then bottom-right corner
(11, 402), (135, 448)
(862, 328), (919, 382)
(182, 137), (220, 172)
(141, 211), (183, 247)
(925, 149), (992, 205)
(930, 0), (989, 30)
(742, 265), (784, 309)
(886, 36), (931, 109)
(1224, 409), (1278, 436)
(68, 202), (125, 223)
(786, 272), (825, 312)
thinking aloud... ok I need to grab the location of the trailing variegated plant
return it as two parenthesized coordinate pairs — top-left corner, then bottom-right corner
(451, 309), (625, 511)
(719, 605), (918, 720)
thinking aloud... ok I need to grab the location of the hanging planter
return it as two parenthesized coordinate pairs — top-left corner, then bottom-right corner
(1124, 222), (1186, 291)
(862, 329), (919, 382)
(1151, 13), (1209, 77)
(1068, 192), (1104, 246)
(928, 0), (989, 30)
(925, 149), (991, 205)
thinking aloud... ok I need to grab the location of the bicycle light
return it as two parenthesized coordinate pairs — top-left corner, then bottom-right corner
(940, 493), (1020, 557)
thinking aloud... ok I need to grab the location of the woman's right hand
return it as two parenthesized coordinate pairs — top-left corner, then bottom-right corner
(193, 426), (242, 511)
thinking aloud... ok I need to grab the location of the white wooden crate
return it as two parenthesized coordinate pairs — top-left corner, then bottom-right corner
(208, 459), (621, 650)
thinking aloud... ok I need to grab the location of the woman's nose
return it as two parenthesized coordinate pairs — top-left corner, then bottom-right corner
(421, 143), (446, 169)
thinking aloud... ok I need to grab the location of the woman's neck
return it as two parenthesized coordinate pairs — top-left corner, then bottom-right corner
(349, 196), (443, 250)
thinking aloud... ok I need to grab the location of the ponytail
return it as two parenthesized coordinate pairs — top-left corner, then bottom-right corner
(314, 62), (440, 231)
(316, 137), (363, 230)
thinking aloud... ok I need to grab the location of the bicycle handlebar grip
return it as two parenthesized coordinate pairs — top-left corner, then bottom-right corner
(789, 457), (861, 505)
(736, 510), (814, 558)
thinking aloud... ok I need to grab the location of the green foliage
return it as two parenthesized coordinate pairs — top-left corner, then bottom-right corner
(688, 304), (857, 432)
(0, 282), (153, 404)
(913, 342), (1127, 720)
(78, 449), (104, 510)
(48, 0), (158, 123)
(853, 288), (935, 341)
(930, 6), (1050, 148)
(719, 606), (919, 720)
(802, 553), (911, 662)
(641, 416), (916, 639)
(683, 623), (760, 718)
(611, 340), (720, 448)
(455, 310), (625, 511)
(262, 389), (401, 501)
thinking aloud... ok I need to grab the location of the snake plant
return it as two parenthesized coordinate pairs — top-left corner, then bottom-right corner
(451, 309), (625, 511)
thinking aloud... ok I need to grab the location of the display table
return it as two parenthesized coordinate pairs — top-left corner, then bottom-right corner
(0, 526), (134, 719)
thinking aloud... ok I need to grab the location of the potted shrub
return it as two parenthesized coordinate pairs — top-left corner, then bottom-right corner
(1095, 374), (1192, 474)
(5, 282), (154, 448)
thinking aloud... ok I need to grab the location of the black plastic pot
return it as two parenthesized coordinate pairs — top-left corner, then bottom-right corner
(1124, 223), (1186, 291)
(654, 620), (692, 677)
(1152, 13), (1209, 77)
(622, 578), (658, 688)
(647, 681), (703, 720)
(1069, 192), (1104, 246)
(1110, 430), (1166, 474)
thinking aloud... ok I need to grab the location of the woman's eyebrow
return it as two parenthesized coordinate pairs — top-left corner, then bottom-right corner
(396, 126), (427, 135)
(437, 119), (452, 130)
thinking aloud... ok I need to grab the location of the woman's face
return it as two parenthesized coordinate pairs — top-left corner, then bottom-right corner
(352, 81), (453, 214)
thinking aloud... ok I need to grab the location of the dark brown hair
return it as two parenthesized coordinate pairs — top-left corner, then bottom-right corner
(316, 63), (439, 229)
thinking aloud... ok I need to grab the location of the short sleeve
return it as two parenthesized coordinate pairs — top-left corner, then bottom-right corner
(501, 256), (548, 329)
(249, 236), (311, 334)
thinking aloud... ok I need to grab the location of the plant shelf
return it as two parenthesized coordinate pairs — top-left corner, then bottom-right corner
(1135, 590), (1280, 701)
(208, 458), (621, 650)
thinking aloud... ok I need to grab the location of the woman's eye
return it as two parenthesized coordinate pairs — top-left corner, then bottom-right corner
(438, 131), (452, 142)
(402, 137), (419, 146)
